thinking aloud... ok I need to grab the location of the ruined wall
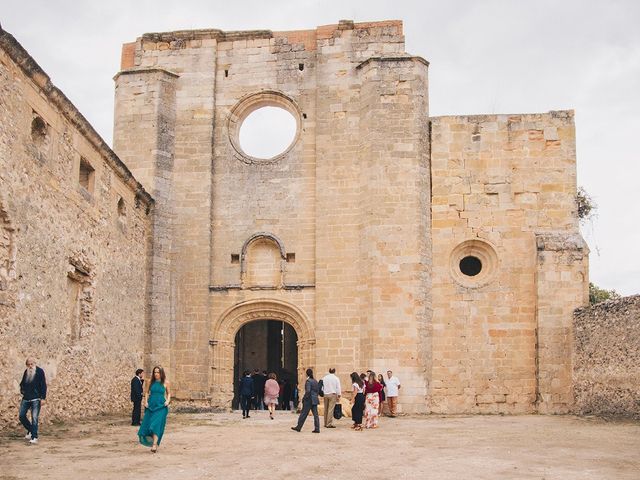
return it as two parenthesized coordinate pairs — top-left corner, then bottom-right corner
(0, 29), (152, 429)
(429, 112), (588, 414)
(114, 20), (431, 411)
(573, 295), (640, 418)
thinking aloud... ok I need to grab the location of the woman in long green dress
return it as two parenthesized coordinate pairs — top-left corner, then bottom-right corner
(138, 366), (170, 453)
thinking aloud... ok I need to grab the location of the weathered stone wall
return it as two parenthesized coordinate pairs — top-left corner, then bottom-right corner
(429, 113), (588, 414)
(0, 29), (152, 429)
(573, 295), (640, 418)
(111, 20), (587, 414)
(114, 20), (432, 412)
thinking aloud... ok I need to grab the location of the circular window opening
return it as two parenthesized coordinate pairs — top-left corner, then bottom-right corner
(239, 106), (297, 160)
(450, 239), (499, 288)
(459, 256), (482, 277)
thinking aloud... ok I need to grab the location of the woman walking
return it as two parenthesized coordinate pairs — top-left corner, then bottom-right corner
(364, 371), (382, 429)
(350, 372), (365, 431)
(138, 366), (170, 453)
(377, 373), (387, 416)
(264, 373), (280, 419)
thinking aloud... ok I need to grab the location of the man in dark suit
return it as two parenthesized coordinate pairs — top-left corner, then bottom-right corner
(251, 369), (265, 410)
(238, 370), (255, 419)
(130, 368), (144, 426)
(19, 358), (47, 444)
(291, 368), (320, 433)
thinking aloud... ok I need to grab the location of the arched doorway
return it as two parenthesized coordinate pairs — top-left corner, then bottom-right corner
(232, 320), (298, 409)
(209, 299), (315, 409)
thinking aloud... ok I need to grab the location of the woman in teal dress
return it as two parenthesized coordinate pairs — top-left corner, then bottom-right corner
(138, 366), (170, 453)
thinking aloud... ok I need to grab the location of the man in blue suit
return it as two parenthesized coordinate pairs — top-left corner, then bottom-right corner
(238, 370), (255, 419)
(291, 368), (320, 433)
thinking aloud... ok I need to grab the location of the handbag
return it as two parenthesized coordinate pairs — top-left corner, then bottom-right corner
(333, 402), (343, 420)
(318, 379), (324, 397)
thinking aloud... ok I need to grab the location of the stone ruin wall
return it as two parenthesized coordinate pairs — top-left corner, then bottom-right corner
(114, 20), (589, 414)
(4, 17), (624, 425)
(113, 20), (432, 412)
(573, 295), (640, 419)
(429, 113), (589, 414)
(0, 29), (153, 429)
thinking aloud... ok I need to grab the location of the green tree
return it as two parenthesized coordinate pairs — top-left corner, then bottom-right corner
(589, 282), (620, 305)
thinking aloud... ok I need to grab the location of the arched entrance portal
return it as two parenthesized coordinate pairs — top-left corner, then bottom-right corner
(209, 299), (315, 408)
(232, 320), (298, 409)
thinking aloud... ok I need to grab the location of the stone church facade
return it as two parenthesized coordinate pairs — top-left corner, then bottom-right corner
(0, 19), (588, 426)
(114, 20), (588, 414)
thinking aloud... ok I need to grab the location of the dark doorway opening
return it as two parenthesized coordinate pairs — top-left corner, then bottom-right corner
(232, 320), (298, 409)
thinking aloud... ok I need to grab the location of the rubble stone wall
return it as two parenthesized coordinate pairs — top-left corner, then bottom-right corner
(0, 29), (152, 429)
(574, 295), (640, 418)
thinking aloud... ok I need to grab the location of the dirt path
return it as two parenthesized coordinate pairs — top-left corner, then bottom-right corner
(1, 412), (639, 479)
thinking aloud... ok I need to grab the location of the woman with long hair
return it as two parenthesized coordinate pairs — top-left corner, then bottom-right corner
(364, 371), (382, 429)
(350, 372), (365, 431)
(264, 372), (280, 420)
(138, 366), (170, 453)
(377, 373), (387, 416)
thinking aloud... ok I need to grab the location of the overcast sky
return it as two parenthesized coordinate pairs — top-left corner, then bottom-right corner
(2, 0), (638, 295)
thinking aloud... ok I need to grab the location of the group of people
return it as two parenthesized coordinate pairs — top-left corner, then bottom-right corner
(17, 358), (400, 453)
(349, 369), (401, 431)
(237, 369), (298, 418)
(238, 370), (283, 419)
(129, 366), (170, 452)
(292, 367), (401, 433)
(16, 358), (170, 453)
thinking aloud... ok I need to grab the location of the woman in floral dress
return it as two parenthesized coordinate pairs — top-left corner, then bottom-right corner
(364, 371), (382, 429)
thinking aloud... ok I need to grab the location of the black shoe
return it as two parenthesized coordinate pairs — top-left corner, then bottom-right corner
(312, 429), (320, 433)
(243, 415), (246, 419)
(291, 427), (301, 432)
(246, 415), (250, 418)
(326, 425), (336, 428)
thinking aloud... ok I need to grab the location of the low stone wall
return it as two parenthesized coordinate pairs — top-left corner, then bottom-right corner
(573, 295), (640, 418)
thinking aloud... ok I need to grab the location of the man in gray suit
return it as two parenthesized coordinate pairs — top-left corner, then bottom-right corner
(291, 368), (320, 433)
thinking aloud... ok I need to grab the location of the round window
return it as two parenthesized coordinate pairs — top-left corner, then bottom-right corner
(450, 240), (498, 288)
(459, 256), (482, 277)
(239, 106), (297, 159)
(228, 91), (301, 164)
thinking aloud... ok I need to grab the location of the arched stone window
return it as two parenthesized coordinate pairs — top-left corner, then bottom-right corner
(29, 113), (51, 162)
(0, 202), (16, 293)
(241, 233), (285, 288)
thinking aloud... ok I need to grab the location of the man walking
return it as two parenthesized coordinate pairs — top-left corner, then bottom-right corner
(252, 369), (265, 410)
(238, 370), (255, 419)
(291, 368), (320, 433)
(321, 368), (341, 428)
(385, 370), (401, 417)
(130, 368), (144, 426)
(19, 358), (47, 444)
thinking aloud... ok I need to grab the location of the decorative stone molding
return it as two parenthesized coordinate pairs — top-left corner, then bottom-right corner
(449, 239), (499, 289)
(208, 299), (315, 408)
(227, 90), (302, 165)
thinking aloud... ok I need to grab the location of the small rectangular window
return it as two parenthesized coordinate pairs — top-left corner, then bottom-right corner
(286, 253), (296, 263)
(231, 254), (240, 264)
(79, 158), (95, 194)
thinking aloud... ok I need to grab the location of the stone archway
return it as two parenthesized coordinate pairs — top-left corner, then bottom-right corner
(209, 299), (315, 408)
